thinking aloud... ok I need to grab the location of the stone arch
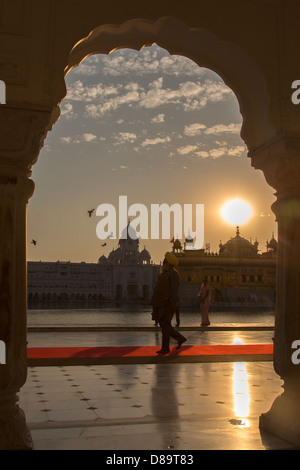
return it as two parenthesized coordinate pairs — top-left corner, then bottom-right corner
(2, 4), (300, 450)
(63, 16), (276, 152)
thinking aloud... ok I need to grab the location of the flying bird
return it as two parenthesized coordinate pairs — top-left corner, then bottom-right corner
(102, 243), (107, 247)
(87, 209), (95, 217)
(31, 239), (37, 245)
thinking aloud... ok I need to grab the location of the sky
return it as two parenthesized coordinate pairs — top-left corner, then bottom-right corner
(27, 45), (277, 265)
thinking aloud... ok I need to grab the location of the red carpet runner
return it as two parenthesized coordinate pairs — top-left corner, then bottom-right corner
(27, 344), (273, 365)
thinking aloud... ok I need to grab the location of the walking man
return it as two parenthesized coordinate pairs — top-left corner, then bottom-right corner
(150, 252), (186, 354)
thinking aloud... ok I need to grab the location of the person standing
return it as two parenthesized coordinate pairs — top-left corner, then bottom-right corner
(197, 276), (211, 326)
(150, 252), (187, 354)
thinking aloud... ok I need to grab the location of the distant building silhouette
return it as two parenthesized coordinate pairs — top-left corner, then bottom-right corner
(27, 224), (160, 306)
(28, 225), (276, 309)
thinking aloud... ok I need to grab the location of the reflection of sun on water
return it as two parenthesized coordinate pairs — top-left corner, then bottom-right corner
(232, 337), (250, 427)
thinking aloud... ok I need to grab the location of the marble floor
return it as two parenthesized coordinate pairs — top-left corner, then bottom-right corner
(26, 328), (274, 348)
(17, 329), (297, 450)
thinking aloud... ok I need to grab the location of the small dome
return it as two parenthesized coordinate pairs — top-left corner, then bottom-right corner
(108, 247), (121, 261)
(174, 239), (182, 249)
(98, 255), (107, 264)
(219, 226), (258, 257)
(267, 234), (277, 251)
(120, 223), (138, 241)
(139, 246), (151, 263)
(185, 234), (194, 242)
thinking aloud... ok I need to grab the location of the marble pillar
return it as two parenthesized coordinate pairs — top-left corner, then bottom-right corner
(0, 107), (51, 449)
(251, 135), (300, 446)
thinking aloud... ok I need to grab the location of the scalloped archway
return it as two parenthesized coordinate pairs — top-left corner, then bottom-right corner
(64, 16), (276, 153)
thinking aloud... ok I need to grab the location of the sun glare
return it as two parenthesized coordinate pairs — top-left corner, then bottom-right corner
(221, 199), (252, 225)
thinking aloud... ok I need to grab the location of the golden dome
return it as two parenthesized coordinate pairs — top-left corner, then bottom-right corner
(219, 226), (258, 257)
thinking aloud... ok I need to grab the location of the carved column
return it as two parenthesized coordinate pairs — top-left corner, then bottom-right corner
(0, 107), (52, 449)
(250, 134), (300, 447)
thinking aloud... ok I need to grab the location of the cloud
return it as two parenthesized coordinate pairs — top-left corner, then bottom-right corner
(84, 87), (141, 117)
(206, 145), (245, 159)
(60, 102), (77, 120)
(151, 113), (165, 123)
(141, 136), (171, 147)
(72, 63), (99, 76)
(204, 123), (241, 135)
(84, 104), (101, 118)
(184, 123), (207, 136)
(67, 80), (121, 103)
(60, 133), (98, 144)
(124, 82), (140, 92)
(204, 81), (233, 102)
(137, 77), (232, 112)
(138, 77), (201, 110)
(177, 145), (198, 155)
(96, 46), (206, 78)
(195, 150), (210, 158)
(60, 136), (73, 144)
(209, 147), (227, 158)
(184, 122), (241, 136)
(176, 143), (246, 159)
(111, 166), (129, 170)
(227, 145), (245, 156)
(82, 133), (97, 142)
(114, 132), (137, 144)
(139, 77), (177, 108)
(71, 55), (100, 76)
(66, 74), (233, 119)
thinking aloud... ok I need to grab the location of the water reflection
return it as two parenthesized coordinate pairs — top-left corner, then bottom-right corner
(232, 337), (249, 426)
(150, 364), (181, 449)
(27, 307), (275, 327)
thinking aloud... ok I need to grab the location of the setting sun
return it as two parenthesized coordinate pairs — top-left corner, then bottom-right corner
(221, 199), (252, 225)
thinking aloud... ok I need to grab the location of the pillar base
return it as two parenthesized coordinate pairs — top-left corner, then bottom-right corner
(259, 383), (300, 448)
(0, 394), (33, 450)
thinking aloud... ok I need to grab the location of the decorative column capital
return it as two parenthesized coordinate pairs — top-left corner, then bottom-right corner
(0, 174), (35, 204)
(249, 133), (300, 201)
(0, 106), (54, 178)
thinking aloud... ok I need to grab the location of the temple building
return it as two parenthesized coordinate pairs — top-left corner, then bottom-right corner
(174, 226), (277, 308)
(28, 225), (277, 309)
(27, 224), (160, 306)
